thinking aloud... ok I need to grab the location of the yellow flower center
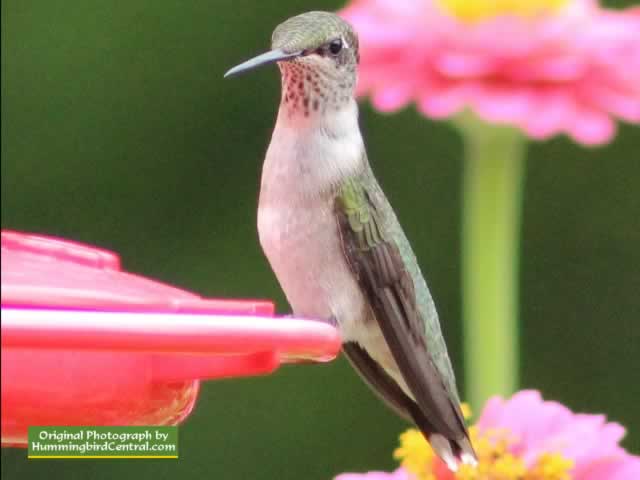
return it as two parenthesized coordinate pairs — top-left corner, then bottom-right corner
(394, 423), (574, 480)
(436, 0), (569, 22)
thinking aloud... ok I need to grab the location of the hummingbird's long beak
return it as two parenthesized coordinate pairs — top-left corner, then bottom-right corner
(224, 49), (303, 78)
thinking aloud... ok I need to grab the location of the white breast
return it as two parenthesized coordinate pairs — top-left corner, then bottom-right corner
(257, 98), (368, 340)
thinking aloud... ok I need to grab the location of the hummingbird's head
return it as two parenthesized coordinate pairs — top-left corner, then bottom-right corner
(225, 11), (359, 117)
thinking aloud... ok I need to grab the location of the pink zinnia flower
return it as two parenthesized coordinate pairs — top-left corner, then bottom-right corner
(335, 390), (640, 479)
(340, 0), (640, 144)
(473, 390), (640, 479)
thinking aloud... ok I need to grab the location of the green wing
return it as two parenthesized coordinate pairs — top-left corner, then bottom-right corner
(336, 176), (469, 446)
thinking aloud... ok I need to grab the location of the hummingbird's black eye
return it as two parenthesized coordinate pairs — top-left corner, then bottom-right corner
(329, 38), (343, 55)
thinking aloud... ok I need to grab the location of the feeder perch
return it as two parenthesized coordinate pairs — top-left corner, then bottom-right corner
(0, 230), (341, 447)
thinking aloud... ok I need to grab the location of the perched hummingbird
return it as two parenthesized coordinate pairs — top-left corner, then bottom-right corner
(225, 11), (476, 470)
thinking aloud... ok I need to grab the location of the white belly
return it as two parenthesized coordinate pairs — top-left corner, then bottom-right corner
(258, 198), (366, 341)
(258, 198), (407, 394)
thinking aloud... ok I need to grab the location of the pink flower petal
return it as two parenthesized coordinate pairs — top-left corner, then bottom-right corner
(521, 89), (575, 139)
(567, 106), (615, 145)
(471, 85), (535, 124)
(371, 84), (415, 112)
(334, 468), (411, 480)
(581, 83), (640, 123)
(578, 455), (640, 480)
(513, 55), (588, 82)
(476, 395), (506, 429)
(417, 83), (469, 118)
(433, 52), (496, 78)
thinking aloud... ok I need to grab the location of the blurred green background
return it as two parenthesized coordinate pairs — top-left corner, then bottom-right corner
(2, 1), (638, 479)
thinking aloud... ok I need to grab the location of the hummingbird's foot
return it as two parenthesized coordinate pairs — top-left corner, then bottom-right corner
(282, 313), (338, 328)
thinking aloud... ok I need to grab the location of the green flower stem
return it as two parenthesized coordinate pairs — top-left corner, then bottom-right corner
(456, 114), (526, 410)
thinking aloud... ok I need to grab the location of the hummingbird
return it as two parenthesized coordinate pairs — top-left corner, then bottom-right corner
(225, 11), (476, 470)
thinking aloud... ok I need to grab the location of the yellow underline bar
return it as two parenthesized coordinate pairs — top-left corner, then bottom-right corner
(28, 456), (178, 459)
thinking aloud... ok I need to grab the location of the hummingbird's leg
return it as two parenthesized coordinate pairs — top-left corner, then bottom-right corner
(304, 315), (338, 328)
(282, 313), (338, 328)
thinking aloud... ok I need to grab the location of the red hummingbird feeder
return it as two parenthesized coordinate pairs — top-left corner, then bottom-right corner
(0, 230), (341, 447)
